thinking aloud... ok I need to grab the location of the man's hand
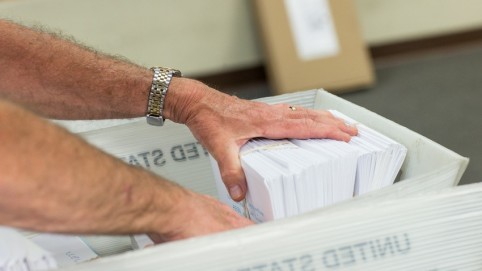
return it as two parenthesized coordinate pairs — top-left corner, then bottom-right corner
(165, 78), (358, 202)
(148, 190), (253, 243)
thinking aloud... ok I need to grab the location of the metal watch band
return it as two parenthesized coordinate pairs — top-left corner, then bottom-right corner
(146, 67), (182, 126)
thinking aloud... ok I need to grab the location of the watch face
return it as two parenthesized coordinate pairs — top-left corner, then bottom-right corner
(146, 114), (164, 126)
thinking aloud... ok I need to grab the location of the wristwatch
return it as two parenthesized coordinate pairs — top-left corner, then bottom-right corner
(146, 67), (182, 126)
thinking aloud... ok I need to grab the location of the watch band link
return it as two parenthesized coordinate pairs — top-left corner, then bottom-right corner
(146, 67), (182, 126)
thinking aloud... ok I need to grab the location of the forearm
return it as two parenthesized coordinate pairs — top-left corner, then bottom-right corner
(0, 19), (153, 119)
(0, 99), (188, 235)
(0, 19), (208, 125)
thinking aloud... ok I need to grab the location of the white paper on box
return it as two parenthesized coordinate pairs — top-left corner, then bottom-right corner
(283, 0), (340, 60)
(30, 234), (98, 267)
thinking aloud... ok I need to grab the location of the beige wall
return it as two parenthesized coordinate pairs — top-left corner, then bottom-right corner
(355, 0), (482, 45)
(2, 0), (482, 76)
(0, 0), (261, 76)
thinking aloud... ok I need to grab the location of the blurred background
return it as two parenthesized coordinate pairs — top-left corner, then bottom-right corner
(1, 0), (480, 184)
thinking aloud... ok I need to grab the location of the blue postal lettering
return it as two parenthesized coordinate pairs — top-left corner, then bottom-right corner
(137, 152), (151, 168)
(281, 257), (297, 271)
(152, 149), (166, 167)
(394, 233), (410, 254)
(236, 254), (314, 271)
(120, 149), (166, 168)
(251, 264), (267, 271)
(127, 155), (141, 166)
(184, 143), (200, 160)
(352, 242), (368, 261)
(300, 254), (315, 271)
(270, 262), (283, 271)
(232, 234), (410, 271)
(322, 233), (411, 269)
(171, 142), (210, 162)
(376, 237), (395, 257)
(171, 145), (186, 161)
(338, 246), (356, 266)
(376, 234), (410, 257)
(323, 250), (340, 268)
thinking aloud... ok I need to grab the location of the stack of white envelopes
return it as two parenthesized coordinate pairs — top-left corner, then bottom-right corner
(212, 110), (407, 223)
(330, 110), (408, 195)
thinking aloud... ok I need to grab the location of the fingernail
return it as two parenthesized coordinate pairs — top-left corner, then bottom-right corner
(229, 185), (243, 200)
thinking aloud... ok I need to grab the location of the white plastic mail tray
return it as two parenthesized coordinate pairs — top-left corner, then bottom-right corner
(53, 89), (468, 258)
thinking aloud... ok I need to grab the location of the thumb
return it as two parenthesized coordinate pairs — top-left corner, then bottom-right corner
(216, 144), (247, 202)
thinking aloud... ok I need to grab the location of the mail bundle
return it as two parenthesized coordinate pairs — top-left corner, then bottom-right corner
(211, 110), (407, 222)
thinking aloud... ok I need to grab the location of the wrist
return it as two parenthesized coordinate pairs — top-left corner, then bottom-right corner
(162, 77), (209, 124)
(146, 180), (196, 240)
(135, 172), (192, 236)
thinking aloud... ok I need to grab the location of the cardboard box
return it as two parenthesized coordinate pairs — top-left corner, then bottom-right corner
(253, 0), (375, 94)
(54, 89), (468, 258)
